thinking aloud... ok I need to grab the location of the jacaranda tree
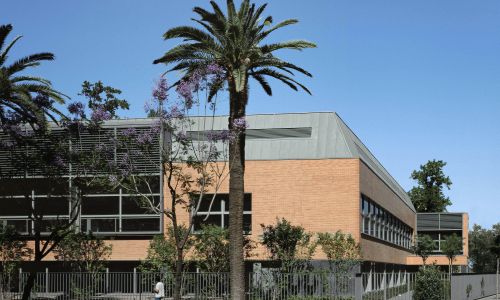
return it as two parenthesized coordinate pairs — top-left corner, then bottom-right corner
(0, 24), (66, 132)
(154, 2), (315, 297)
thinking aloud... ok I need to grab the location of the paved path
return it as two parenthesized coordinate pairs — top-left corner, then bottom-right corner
(476, 295), (498, 300)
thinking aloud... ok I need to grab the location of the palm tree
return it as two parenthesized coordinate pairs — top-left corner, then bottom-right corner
(154, 1), (315, 298)
(0, 24), (66, 132)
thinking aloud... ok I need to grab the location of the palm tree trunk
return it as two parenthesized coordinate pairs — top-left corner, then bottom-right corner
(228, 79), (248, 300)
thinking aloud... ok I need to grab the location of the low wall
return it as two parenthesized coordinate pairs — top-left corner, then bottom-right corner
(451, 273), (497, 300)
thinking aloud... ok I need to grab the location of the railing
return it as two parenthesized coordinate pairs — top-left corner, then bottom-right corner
(248, 271), (355, 299)
(362, 272), (450, 300)
(1, 271), (357, 300)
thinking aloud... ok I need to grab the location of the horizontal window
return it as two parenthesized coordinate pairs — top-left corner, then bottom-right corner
(360, 195), (413, 249)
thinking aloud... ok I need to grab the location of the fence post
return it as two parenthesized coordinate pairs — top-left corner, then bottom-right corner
(383, 270), (387, 300)
(45, 268), (49, 294)
(106, 268), (109, 293)
(133, 268), (137, 294)
(18, 268), (22, 293)
(406, 271), (410, 296)
(354, 274), (363, 300)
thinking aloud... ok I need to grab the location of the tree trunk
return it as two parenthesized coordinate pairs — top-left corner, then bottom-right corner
(173, 250), (183, 300)
(22, 271), (36, 300)
(228, 79), (248, 300)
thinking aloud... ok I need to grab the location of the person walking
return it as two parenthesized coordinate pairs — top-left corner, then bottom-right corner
(154, 276), (165, 300)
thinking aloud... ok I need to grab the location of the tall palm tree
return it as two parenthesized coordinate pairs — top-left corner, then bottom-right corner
(0, 24), (66, 132)
(154, 1), (315, 298)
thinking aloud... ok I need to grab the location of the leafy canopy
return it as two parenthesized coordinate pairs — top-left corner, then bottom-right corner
(412, 234), (437, 266)
(469, 223), (500, 273)
(0, 24), (67, 132)
(154, 0), (316, 99)
(408, 159), (452, 212)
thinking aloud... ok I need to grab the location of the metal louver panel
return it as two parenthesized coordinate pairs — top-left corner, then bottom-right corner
(0, 124), (161, 177)
(188, 127), (312, 141)
(417, 213), (463, 231)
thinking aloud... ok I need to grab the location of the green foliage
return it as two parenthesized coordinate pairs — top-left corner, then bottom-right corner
(316, 231), (360, 274)
(0, 224), (31, 294)
(53, 231), (112, 273)
(193, 225), (255, 272)
(153, 0), (316, 101)
(0, 24), (67, 131)
(469, 223), (500, 273)
(79, 81), (129, 119)
(413, 265), (445, 300)
(140, 226), (192, 273)
(412, 234), (437, 265)
(408, 160), (452, 212)
(441, 233), (463, 269)
(260, 218), (317, 271)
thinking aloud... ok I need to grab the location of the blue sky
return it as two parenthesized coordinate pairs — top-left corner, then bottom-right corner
(2, 1), (499, 228)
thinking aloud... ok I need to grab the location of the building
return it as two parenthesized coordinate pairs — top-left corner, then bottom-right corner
(0, 112), (468, 272)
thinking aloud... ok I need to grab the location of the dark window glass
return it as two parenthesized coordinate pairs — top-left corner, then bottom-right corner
(194, 194), (223, 212)
(193, 215), (221, 231)
(122, 196), (159, 214)
(39, 219), (69, 232)
(34, 197), (69, 215)
(82, 196), (119, 215)
(122, 218), (160, 232)
(90, 218), (117, 232)
(0, 197), (31, 216)
(6, 220), (29, 233)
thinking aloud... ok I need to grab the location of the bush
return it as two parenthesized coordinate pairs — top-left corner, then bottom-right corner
(413, 265), (445, 300)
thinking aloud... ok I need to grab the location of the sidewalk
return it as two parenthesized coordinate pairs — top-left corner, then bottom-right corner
(476, 295), (498, 300)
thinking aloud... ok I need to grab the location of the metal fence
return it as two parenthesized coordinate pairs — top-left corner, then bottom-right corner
(1, 271), (464, 300)
(248, 271), (355, 299)
(362, 272), (450, 300)
(2, 272), (230, 299)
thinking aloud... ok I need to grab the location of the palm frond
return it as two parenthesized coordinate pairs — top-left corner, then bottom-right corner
(251, 73), (272, 96)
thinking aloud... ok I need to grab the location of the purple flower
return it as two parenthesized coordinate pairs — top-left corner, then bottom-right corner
(108, 175), (118, 185)
(68, 102), (85, 117)
(152, 77), (168, 102)
(176, 80), (193, 108)
(166, 105), (184, 119)
(90, 106), (112, 122)
(136, 131), (154, 145)
(52, 155), (65, 168)
(206, 130), (233, 142)
(232, 117), (249, 131)
(206, 63), (225, 77)
(121, 128), (137, 138)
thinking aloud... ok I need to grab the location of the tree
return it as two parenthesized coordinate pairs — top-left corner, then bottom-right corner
(412, 234), (437, 266)
(53, 232), (112, 273)
(153, 1), (316, 297)
(469, 223), (500, 273)
(193, 225), (255, 273)
(408, 160), (452, 212)
(0, 80), (128, 299)
(140, 226), (192, 275)
(0, 24), (66, 132)
(108, 71), (231, 300)
(0, 224), (31, 299)
(441, 233), (463, 277)
(413, 265), (445, 300)
(317, 231), (361, 274)
(260, 218), (317, 272)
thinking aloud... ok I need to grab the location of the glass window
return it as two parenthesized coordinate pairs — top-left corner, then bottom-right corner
(122, 196), (159, 214)
(122, 218), (160, 232)
(82, 196), (119, 215)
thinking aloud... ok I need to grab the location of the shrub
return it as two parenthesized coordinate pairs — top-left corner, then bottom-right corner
(413, 265), (445, 300)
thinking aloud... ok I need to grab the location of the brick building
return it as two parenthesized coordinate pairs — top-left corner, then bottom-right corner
(0, 112), (468, 272)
